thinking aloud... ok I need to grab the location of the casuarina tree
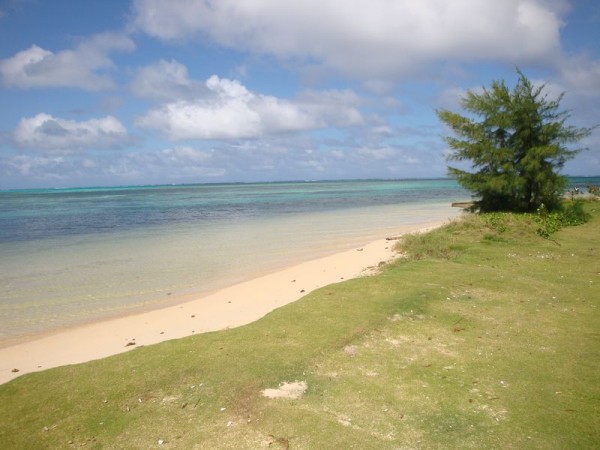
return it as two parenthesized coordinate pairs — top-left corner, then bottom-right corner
(437, 70), (592, 212)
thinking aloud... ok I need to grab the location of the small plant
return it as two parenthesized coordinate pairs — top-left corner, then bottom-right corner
(398, 231), (454, 260)
(561, 199), (590, 226)
(482, 212), (509, 233)
(535, 200), (590, 238)
(535, 204), (561, 238)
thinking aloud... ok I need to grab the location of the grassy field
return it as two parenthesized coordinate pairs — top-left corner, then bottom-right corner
(1, 202), (598, 449)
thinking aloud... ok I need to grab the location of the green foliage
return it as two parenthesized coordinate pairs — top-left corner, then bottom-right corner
(438, 69), (592, 213)
(561, 199), (590, 225)
(481, 212), (509, 233)
(397, 219), (477, 260)
(398, 212), (537, 259)
(398, 231), (456, 260)
(535, 199), (590, 238)
(535, 204), (563, 238)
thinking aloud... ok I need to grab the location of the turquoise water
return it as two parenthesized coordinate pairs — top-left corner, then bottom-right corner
(0, 178), (499, 344)
(2, 177), (598, 345)
(0, 179), (464, 242)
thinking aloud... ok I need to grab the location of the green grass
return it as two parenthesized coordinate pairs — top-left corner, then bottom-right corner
(1, 202), (599, 449)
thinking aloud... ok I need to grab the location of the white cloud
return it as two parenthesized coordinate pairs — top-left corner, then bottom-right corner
(436, 86), (470, 111)
(0, 32), (134, 90)
(136, 75), (363, 140)
(109, 146), (227, 179)
(558, 55), (600, 95)
(160, 146), (213, 165)
(357, 147), (397, 161)
(131, 59), (206, 100)
(132, 0), (563, 78)
(14, 113), (129, 151)
(3, 155), (66, 177)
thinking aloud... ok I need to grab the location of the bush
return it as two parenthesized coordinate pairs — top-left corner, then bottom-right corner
(561, 199), (590, 226)
(535, 200), (590, 238)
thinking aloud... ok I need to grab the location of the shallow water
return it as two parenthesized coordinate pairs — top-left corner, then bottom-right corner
(0, 179), (469, 344)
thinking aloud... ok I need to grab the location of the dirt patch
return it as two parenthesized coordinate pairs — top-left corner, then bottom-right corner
(343, 345), (358, 356)
(261, 381), (307, 399)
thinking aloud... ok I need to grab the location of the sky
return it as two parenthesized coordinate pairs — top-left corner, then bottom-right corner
(0, 0), (599, 189)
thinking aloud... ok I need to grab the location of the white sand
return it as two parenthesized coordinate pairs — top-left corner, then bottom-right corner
(0, 223), (443, 385)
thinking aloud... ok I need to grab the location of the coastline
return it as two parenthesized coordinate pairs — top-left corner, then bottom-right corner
(0, 220), (449, 385)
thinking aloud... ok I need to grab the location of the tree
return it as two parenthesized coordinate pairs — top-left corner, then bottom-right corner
(437, 70), (592, 212)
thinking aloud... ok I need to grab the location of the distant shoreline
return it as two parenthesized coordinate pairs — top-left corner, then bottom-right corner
(2, 175), (598, 193)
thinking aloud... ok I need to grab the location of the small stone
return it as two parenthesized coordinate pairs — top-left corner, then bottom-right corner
(11, 368), (19, 373)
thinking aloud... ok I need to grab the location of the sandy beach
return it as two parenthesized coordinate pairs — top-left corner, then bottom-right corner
(0, 223), (444, 385)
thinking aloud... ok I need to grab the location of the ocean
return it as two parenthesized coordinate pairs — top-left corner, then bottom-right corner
(2, 177), (592, 345)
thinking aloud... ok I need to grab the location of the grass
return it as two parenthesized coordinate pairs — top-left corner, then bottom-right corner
(1, 201), (598, 449)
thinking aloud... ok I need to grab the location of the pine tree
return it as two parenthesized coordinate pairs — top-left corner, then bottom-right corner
(437, 70), (592, 212)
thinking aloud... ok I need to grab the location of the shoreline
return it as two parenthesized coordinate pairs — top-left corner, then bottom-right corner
(0, 221), (449, 385)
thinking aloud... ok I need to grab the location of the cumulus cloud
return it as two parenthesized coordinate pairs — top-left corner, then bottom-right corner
(3, 154), (67, 178)
(14, 113), (129, 152)
(136, 75), (363, 140)
(108, 146), (227, 179)
(132, 0), (563, 78)
(0, 32), (134, 90)
(131, 59), (206, 100)
(0, 145), (227, 187)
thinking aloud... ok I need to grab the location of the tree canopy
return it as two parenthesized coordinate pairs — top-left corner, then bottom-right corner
(438, 70), (592, 212)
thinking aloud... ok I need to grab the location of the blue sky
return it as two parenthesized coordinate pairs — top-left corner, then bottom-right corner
(0, 0), (598, 189)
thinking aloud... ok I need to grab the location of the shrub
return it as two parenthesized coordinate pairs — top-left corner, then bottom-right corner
(535, 200), (590, 238)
